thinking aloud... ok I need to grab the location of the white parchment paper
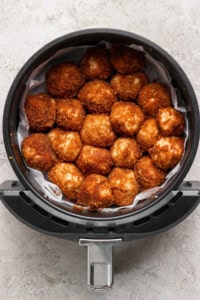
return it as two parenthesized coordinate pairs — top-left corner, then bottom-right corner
(17, 42), (188, 212)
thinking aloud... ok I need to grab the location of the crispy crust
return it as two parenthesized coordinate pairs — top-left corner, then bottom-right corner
(111, 72), (148, 101)
(77, 174), (114, 208)
(78, 79), (117, 113)
(109, 44), (145, 74)
(21, 133), (57, 171)
(76, 145), (113, 175)
(24, 93), (56, 131)
(48, 128), (83, 162)
(135, 156), (166, 189)
(149, 137), (184, 170)
(136, 118), (159, 150)
(157, 107), (185, 136)
(80, 114), (116, 147)
(110, 138), (142, 169)
(110, 101), (145, 136)
(48, 163), (84, 200)
(109, 167), (140, 206)
(138, 82), (172, 116)
(46, 63), (85, 98)
(80, 47), (112, 80)
(56, 98), (85, 131)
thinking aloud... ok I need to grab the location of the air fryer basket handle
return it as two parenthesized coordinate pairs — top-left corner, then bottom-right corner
(79, 238), (122, 291)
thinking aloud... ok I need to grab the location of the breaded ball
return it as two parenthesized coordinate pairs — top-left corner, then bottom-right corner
(46, 63), (85, 98)
(157, 107), (185, 136)
(76, 145), (113, 175)
(136, 118), (159, 150)
(78, 80), (117, 113)
(22, 133), (57, 171)
(109, 44), (144, 74)
(77, 174), (114, 208)
(80, 114), (116, 147)
(48, 128), (82, 162)
(56, 98), (85, 131)
(80, 47), (112, 80)
(149, 137), (184, 170)
(109, 167), (140, 206)
(135, 156), (166, 190)
(110, 102), (145, 136)
(138, 82), (172, 116)
(111, 72), (148, 101)
(110, 138), (141, 169)
(24, 93), (56, 131)
(48, 163), (84, 200)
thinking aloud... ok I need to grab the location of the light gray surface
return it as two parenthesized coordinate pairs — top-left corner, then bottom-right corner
(0, 0), (200, 299)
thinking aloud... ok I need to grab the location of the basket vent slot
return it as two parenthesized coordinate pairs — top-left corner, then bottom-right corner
(170, 191), (183, 205)
(20, 191), (32, 204)
(51, 216), (69, 227)
(32, 204), (49, 217)
(133, 216), (151, 227)
(153, 204), (169, 217)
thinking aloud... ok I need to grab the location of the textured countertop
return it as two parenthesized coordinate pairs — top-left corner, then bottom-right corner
(0, 1), (200, 299)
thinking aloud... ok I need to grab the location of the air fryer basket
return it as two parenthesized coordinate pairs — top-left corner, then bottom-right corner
(1, 29), (200, 290)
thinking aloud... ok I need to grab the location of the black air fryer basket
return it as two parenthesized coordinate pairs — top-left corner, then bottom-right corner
(1, 29), (200, 291)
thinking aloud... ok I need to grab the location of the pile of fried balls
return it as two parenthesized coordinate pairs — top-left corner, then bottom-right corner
(21, 45), (185, 209)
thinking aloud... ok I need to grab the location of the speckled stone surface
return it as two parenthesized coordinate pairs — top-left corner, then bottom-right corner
(0, 1), (200, 299)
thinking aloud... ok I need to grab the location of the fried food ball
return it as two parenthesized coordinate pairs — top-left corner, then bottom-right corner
(48, 163), (84, 200)
(136, 118), (159, 150)
(110, 72), (148, 101)
(157, 107), (185, 136)
(80, 47), (112, 80)
(80, 114), (116, 147)
(109, 44), (145, 74)
(77, 174), (114, 208)
(48, 128), (82, 162)
(110, 138), (141, 169)
(22, 133), (57, 171)
(135, 156), (166, 190)
(110, 102), (145, 136)
(138, 82), (172, 116)
(46, 63), (85, 98)
(149, 137), (184, 170)
(56, 98), (85, 131)
(76, 145), (113, 175)
(24, 93), (56, 131)
(78, 79), (117, 113)
(109, 167), (140, 206)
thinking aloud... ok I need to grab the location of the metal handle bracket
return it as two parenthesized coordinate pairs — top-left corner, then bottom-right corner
(79, 238), (122, 291)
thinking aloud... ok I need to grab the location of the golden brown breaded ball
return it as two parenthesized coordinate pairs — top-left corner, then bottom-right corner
(138, 82), (172, 116)
(109, 167), (140, 206)
(136, 118), (159, 150)
(157, 107), (185, 136)
(48, 163), (84, 200)
(109, 44), (145, 74)
(111, 72), (148, 101)
(135, 156), (166, 190)
(110, 102), (145, 136)
(56, 98), (85, 131)
(76, 145), (113, 175)
(80, 114), (116, 147)
(149, 137), (184, 170)
(80, 47), (112, 80)
(46, 63), (85, 98)
(77, 174), (114, 208)
(110, 138), (141, 169)
(22, 133), (57, 171)
(48, 128), (83, 162)
(24, 93), (56, 131)
(78, 79), (117, 114)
